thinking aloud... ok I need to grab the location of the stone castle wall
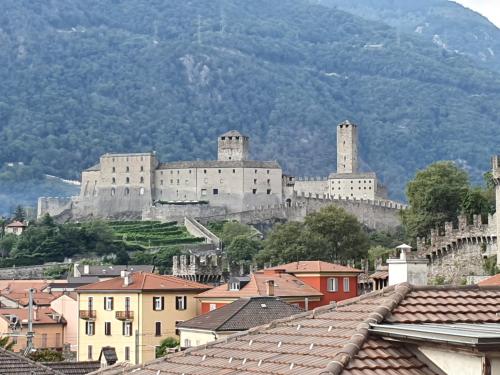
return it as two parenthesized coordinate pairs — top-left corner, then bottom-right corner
(293, 177), (328, 196)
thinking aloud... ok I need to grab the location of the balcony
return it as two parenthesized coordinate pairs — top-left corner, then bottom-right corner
(115, 311), (134, 320)
(79, 310), (96, 320)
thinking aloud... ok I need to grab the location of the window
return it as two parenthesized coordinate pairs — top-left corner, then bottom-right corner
(201, 189), (207, 196)
(229, 282), (239, 291)
(126, 166), (129, 172)
(125, 297), (131, 311)
(111, 188), (116, 196)
(343, 277), (350, 292)
(176, 179), (180, 185)
(41, 334), (47, 348)
(125, 187), (129, 195)
(88, 345), (93, 360)
(327, 278), (338, 292)
(213, 188), (219, 195)
(155, 321), (162, 336)
(267, 179), (270, 185)
(209, 303), (217, 311)
(126, 177), (130, 184)
(252, 189), (257, 194)
(112, 167), (116, 173)
(88, 297), (94, 310)
(232, 169), (236, 173)
(184, 339), (191, 348)
(125, 346), (130, 361)
(177, 170), (179, 174)
(253, 179), (257, 184)
(170, 170), (173, 175)
(140, 166), (144, 172)
(140, 176), (144, 184)
(139, 187), (144, 196)
(189, 170), (192, 174)
(218, 169), (221, 174)
(105, 322), (112, 336)
(85, 321), (95, 336)
(203, 169), (207, 174)
(112, 177), (116, 184)
(267, 170), (270, 174)
(153, 296), (164, 311)
(160, 180), (164, 185)
(254, 169), (258, 174)
(122, 321), (132, 337)
(267, 189), (272, 195)
(170, 179), (173, 184)
(175, 296), (187, 311)
(104, 297), (114, 311)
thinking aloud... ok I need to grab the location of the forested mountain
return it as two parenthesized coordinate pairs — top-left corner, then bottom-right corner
(319, 0), (500, 73)
(1, 0), (500, 214)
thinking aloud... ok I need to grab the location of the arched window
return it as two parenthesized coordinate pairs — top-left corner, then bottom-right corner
(126, 166), (130, 172)
(111, 188), (115, 196)
(126, 177), (130, 184)
(112, 177), (116, 184)
(139, 187), (145, 196)
(140, 177), (144, 184)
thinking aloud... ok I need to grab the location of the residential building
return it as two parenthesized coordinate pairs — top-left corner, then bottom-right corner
(266, 260), (361, 308)
(177, 297), (302, 348)
(50, 293), (78, 351)
(196, 269), (323, 314)
(76, 272), (209, 364)
(93, 283), (500, 375)
(73, 264), (155, 280)
(5, 221), (27, 235)
(0, 307), (66, 352)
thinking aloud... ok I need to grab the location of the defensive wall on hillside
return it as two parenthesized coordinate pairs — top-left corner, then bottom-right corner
(416, 214), (497, 284)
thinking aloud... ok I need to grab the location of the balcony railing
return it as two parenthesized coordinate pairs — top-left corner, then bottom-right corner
(79, 310), (96, 320)
(115, 310), (134, 320)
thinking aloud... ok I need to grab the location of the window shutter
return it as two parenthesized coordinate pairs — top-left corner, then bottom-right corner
(161, 296), (165, 310)
(110, 297), (114, 310)
(153, 297), (156, 310)
(183, 296), (187, 310)
(104, 297), (107, 310)
(85, 322), (89, 335)
(122, 322), (125, 336)
(175, 297), (179, 310)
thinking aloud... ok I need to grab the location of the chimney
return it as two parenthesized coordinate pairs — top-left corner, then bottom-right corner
(266, 280), (275, 296)
(122, 271), (132, 287)
(387, 244), (428, 286)
(33, 306), (38, 321)
(83, 264), (90, 275)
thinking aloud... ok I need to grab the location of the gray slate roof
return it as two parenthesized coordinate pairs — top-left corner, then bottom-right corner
(328, 171), (377, 179)
(84, 163), (100, 172)
(0, 348), (63, 375)
(220, 130), (248, 138)
(177, 297), (303, 332)
(77, 265), (154, 277)
(44, 361), (101, 375)
(158, 160), (281, 170)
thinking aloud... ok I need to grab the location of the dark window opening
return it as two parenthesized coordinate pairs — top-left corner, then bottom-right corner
(213, 188), (219, 195)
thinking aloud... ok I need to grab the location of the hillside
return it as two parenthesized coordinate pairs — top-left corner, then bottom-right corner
(320, 0), (500, 73)
(1, 0), (500, 213)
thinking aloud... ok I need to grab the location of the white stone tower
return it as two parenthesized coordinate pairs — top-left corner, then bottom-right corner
(218, 130), (249, 161)
(337, 120), (358, 174)
(491, 155), (500, 266)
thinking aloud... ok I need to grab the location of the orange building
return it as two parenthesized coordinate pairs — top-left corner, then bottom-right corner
(266, 261), (361, 309)
(197, 269), (323, 313)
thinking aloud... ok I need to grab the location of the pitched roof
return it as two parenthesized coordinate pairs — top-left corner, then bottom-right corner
(178, 297), (303, 332)
(6, 221), (27, 228)
(44, 361), (101, 375)
(479, 273), (500, 286)
(0, 280), (51, 293)
(76, 265), (154, 277)
(0, 347), (63, 375)
(0, 307), (66, 325)
(196, 271), (323, 299)
(1, 291), (62, 306)
(266, 261), (361, 274)
(90, 283), (500, 375)
(76, 272), (210, 292)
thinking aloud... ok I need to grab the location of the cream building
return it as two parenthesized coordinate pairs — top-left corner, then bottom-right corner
(76, 272), (209, 364)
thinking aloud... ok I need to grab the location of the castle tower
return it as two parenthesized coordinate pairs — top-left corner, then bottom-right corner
(218, 130), (249, 161)
(337, 120), (358, 174)
(491, 155), (500, 266)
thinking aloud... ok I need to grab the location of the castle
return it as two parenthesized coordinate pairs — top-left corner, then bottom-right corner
(38, 121), (399, 226)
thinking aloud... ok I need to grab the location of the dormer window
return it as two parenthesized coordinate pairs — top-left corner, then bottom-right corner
(229, 282), (240, 291)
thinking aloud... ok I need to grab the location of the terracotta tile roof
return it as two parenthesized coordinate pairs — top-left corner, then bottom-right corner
(369, 270), (388, 280)
(267, 261), (361, 274)
(44, 361), (101, 375)
(0, 307), (66, 325)
(178, 297), (303, 332)
(0, 347), (63, 375)
(76, 272), (210, 292)
(1, 291), (62, 306)
(196, 272), (323, 299)
(479, 273), (500, 286)
(76, 265), (154, 277)
(0, 280), (52, 293)
(91, 283), (500, 375)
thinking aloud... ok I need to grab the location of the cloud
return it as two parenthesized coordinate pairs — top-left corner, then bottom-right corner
(452, 0), (500, 27)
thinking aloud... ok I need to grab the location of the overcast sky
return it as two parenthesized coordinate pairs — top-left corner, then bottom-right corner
(452, 0), (500, 27)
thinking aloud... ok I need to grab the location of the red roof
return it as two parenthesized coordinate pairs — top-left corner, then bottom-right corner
(266, 260), (361, 274)
(6, 221), (26, 228)
(0, 307), (65, 325)
(76, 272), (210, 292)
(196, 271), (323, 299)
(479, 273), (500, 286)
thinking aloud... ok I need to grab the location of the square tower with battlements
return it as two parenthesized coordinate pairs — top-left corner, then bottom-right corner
(218, 130), (249, 161)
(337, 120), (358, 174)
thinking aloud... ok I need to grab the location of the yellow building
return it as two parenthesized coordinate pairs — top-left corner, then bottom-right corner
(76, 272), (209, 364)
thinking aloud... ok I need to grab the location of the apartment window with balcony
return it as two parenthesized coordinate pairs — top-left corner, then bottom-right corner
(327, 277), (338, 292)
(155, 321), (162, 336)
(125, 346), (130, 361)
(122, 321), (132, 337)
(105, 322), (112, 336)
(175, 296), (187, 311)
(88, 345), (93, 360)
(85, 321), (95, 336)
(153, 296), (164, 311)
(104, 297), (114, 311)
(343, 277), (350, 292)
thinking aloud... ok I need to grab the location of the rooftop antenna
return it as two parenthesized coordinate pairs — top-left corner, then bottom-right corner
(24, 288), (35, 356)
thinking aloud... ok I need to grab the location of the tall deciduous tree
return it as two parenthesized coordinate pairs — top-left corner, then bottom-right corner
(13, 205), (26, 222)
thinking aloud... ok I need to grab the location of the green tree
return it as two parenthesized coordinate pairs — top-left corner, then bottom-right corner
(113, 248), (131, 265)
(13, 205), (26, 222)
(156, 337), (179, 358)
(220, 222), (255, 245)
(257, 222), (308, 265)
(461, 187), (493, 220)
(402, 161), (469, 239)
(0, 234), (17, 258)
(28, 349), (63, 362)
(226, 236), (262, 263)
(0, 336), (14, 350)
